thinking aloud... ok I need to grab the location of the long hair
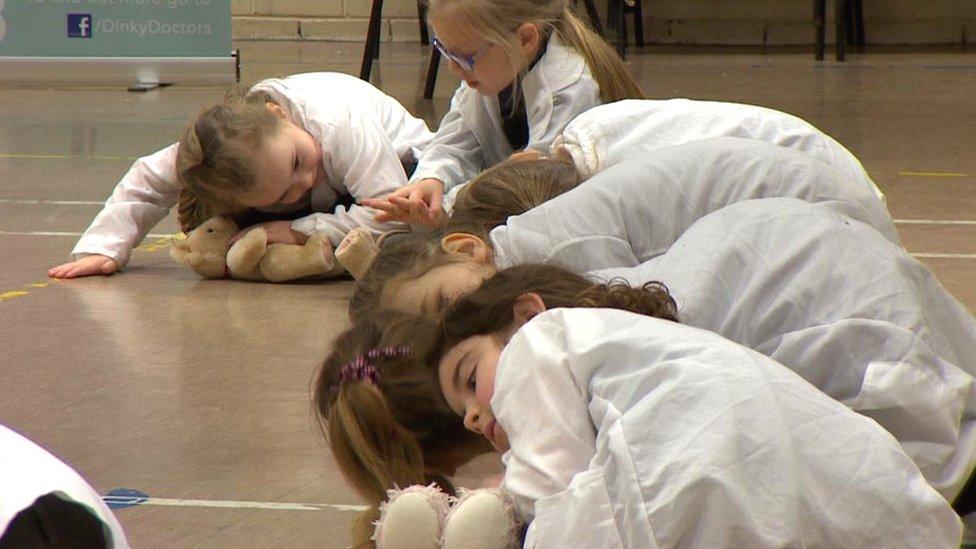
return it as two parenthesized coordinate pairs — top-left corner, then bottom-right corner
(314, 312), (484, 547)
(428, 0), (643, 102)
(441, 264), (678, 348)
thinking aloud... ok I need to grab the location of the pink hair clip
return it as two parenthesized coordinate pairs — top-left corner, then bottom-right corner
(332, 346), (411, 392)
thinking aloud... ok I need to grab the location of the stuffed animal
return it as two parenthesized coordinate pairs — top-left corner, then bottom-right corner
(374, 485), (521, 549)
(170, 216), (358, 282)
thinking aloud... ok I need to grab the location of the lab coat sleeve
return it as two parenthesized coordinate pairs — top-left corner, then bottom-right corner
(492, 318), (598, 522)
(527, 79), (601, 154)
(69, 143), (181, 268)
(290, 108), (408, 245)
(409, 87), (487, 192)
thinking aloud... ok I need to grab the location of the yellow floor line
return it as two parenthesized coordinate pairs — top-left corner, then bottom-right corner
(898, 171), (969, 178)
(0, 153), (138, 161)
(2, 235), (181, 304)
(0, 290), (30, 301)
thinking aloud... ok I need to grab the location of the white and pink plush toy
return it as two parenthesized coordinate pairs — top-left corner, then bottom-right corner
(374, 485), (521, 549)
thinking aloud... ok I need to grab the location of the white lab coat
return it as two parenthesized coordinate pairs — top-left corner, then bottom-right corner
(586, 198), (976, 501)
(494, 308), (960, 548)
(0, 424), (129, 548)
(552, 98), (885, 202)
(411, 35), (602, 193)
(489, 137), (898, 274)
(70, 72), (434, 267)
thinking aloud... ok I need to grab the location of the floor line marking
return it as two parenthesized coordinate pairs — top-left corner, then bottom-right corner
(101, 495), (368, 513)
(0, 199), (105, 205)
(898, 171), (969, 178)
(0, 231), (175, 238)
(0, 153), (138, 161)
(894, 219), (976, 226)
(0, 236), (179, 304)
(911, 253), (976, 259)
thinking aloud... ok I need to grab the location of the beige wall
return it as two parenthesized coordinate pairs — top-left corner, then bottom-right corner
(232, 0), (976, 45)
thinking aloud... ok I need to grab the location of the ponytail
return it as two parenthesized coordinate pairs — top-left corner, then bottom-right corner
(314, 313), (482, 545)
(555, 7), (645, 102)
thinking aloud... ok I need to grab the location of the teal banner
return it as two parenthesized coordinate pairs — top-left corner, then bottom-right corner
(0, 0), (230, 57)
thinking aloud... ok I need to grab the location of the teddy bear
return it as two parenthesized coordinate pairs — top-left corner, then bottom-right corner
(373, 485), (522, 549)
(170, 216), (381, 283)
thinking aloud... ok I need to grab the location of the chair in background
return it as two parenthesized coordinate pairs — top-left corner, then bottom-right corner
(814, 0), (865, 61)
(607, 0), (645, 58)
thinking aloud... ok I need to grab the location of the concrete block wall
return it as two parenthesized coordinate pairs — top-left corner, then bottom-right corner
(231, 0), (976, 45)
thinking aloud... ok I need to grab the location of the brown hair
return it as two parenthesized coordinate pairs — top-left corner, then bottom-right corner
(441, 264), (679, 348)
(428, 0), (643, 103)
(349, 156), (582, 319)
(314, 312), (484, 547)
(175, 91), (282, 220)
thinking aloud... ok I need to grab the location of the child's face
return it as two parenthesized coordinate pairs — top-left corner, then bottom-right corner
(238, 116), (324, 208)
(381, 260), (496, 316)
(429, 13), (524, 96)
(438, 334), (510, 453)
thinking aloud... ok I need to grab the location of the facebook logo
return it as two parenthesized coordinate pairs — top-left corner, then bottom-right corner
(67, 14), (93, 38)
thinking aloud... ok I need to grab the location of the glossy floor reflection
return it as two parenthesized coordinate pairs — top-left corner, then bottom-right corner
(1, 41), (974, 547)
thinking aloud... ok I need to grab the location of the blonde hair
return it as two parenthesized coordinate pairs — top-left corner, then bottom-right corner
(314, 313), (484, 547)
(349, 156), (583, 319)
(175, 91), (282, 223)
(450, 154), (582, 234)
(428, 0), (644, 102)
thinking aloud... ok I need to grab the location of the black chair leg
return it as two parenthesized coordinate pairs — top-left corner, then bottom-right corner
(813, 0), (825, 60)
(852, 0), (865, 46)
(835, 0), (847, 61)
(360, 0), (384, 80)
(631, 0), (645, 47)
(579, 0), (605, 36)
(423, 48), (441, 99)
(418, 0), (430, 46)
(616, 0), (628, 58)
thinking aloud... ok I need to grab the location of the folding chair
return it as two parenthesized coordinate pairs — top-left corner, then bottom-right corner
(814, 0), (864, 61)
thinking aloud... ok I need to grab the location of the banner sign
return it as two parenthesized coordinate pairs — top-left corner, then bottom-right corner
(0, 0), (231, 57)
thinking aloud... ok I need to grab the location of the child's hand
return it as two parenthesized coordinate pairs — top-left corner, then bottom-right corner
(48, 255), (119, 279)
(230, 221), (309, 246)
(362, 178), (446, 226)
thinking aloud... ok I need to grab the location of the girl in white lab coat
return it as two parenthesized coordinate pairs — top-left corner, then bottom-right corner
(349, 148), (976, 505)
(48, 72), (433, 279)
(351, 137), (897, 317)
(499, 197), (976, 505)
(551, 98), (886, 203)
(317, 269), (961, 547)
(362, 0), (642, 226)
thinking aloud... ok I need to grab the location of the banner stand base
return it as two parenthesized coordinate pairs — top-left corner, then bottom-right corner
(0, 50), (240, 88)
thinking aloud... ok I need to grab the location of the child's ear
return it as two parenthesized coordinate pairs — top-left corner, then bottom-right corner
(264, 102), (288, 120)
(440, 233), (491, 264)
(508, 149), (543, 163)
(516, 22), (541, 54)
(512, 292), (546, 325)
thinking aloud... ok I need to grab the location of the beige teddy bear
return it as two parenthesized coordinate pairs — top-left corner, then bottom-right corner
(170, 216), (373, 282)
